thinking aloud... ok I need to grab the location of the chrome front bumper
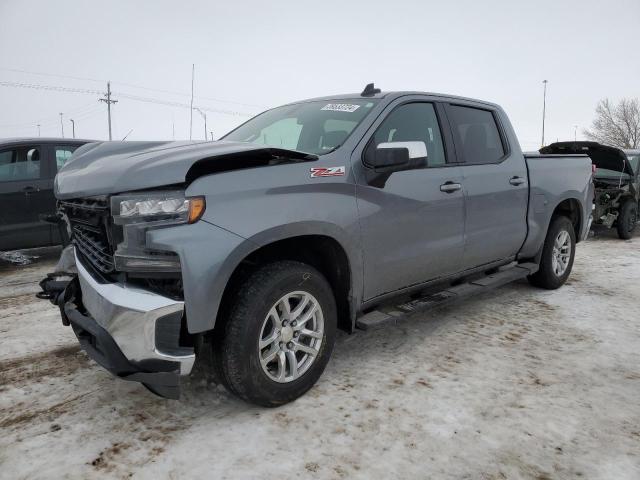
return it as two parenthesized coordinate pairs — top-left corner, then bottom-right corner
(75, 251), (195, 377)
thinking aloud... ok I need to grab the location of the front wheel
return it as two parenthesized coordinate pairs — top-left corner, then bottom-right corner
(616, 200), (638, 239)
(213, 261), (336, 407)
(528, 216), (576, 290)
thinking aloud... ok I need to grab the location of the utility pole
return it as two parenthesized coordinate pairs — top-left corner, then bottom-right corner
(189, 64), (195, 141)
(37, 124), (41, 137)
(541, 80), (548, 147)
(99, 81), (118, 140)
(70, 119), (75, 139)
(59, 113), (65, 138)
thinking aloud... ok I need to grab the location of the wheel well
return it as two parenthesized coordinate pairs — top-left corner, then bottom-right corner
(552, 199), (582, 242)
(217, 235), (353, 333)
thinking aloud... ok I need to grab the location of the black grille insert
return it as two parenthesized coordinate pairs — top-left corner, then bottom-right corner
(60, 197), (115, 274)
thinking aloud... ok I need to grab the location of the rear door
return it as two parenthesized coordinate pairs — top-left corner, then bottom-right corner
(444, 103), (528, 268)
(0, 143), (51, 250)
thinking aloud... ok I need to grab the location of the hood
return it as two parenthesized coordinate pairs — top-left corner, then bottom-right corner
(55, 140), (317, 199)
(540, 141), (635, 177)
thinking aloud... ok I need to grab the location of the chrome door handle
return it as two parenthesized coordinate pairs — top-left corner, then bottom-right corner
(509, 176), (525, 186)
(440, 182), (462, 193)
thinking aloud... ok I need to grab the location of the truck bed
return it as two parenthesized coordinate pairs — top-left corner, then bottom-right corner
(519, 153), (594, 258)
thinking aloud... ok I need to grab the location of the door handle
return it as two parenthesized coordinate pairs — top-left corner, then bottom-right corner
(440, 181), (462, 193)
(509, 176), (525, 186)
(23, 186), (39, 195)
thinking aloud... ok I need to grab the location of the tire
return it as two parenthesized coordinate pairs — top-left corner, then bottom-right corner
(616, 200), (638, 240)
(212, 261), (337, 407)
(527, 216), (576, 290)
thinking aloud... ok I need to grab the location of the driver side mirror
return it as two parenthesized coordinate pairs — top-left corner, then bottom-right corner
(367, 141), (428, 172)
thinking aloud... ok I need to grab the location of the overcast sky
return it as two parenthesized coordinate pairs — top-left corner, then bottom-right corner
(1, 0), (638, 150)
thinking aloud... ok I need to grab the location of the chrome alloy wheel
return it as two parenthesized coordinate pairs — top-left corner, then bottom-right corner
(551, 229), (571, 276)
(258, 291), (324, 383)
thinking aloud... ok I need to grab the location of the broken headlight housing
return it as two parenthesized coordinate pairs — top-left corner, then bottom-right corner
(110, 192), (205, 272)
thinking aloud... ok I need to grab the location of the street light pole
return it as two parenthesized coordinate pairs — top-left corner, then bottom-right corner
(193, 107), (207, 140)
(37, 124), (41, 137)
(541, 80), (548, 147)
(59, 113), (64, 138)
(70, 119), (75, 139)
(573, 125), (577, 142)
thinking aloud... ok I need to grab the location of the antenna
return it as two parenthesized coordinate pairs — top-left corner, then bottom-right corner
(361, 83), (381, 97)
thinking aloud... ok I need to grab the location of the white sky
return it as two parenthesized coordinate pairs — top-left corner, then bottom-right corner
(1, 0), (638, 151)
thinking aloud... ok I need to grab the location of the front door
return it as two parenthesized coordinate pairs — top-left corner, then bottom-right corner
(354, 100), (465, 300)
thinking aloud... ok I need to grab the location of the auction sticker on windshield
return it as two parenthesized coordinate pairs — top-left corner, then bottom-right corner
(321, 104), (360, 113)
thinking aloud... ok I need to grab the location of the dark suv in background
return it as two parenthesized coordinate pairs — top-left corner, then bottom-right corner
(0, 138), (93, 250)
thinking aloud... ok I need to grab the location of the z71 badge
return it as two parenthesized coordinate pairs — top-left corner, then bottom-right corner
(310, 166), (346, 178)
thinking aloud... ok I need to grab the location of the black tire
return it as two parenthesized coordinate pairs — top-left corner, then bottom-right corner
(616, 200), (638, 240)
(212, 261), (337, 407)
(527, 216), (576, 290)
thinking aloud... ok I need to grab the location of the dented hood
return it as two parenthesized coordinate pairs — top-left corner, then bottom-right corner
(540, 141), (635, 176)
(55, 140), (316, 199)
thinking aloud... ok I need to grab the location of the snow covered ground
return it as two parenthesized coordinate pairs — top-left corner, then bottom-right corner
(1, 232), (639, 479)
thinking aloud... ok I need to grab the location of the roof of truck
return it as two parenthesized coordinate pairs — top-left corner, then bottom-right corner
(289, 91), (501, 109)
(0, 137), (94, 146)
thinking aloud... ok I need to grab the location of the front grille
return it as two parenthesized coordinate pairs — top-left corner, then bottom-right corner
(60, 197), (116, 274)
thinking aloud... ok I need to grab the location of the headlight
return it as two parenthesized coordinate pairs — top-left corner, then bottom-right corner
(114, 193), (205, 224)
(109, 192), (206, 273)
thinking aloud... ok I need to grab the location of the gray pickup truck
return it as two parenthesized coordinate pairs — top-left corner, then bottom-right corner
(40, 85), (594, 406)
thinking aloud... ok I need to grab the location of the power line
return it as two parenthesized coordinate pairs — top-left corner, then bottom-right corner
(0, 101), (99, 128)
(0, 81), (254, 117)
(0, 66), (265, 108)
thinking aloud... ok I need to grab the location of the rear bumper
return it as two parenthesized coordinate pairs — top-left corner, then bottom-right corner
(56, 250), (195, 398)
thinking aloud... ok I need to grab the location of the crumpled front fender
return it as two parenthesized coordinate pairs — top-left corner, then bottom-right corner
(146, 220), (257, 334)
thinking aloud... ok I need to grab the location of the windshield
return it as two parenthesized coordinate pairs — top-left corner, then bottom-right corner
(222, 99), (379, 155)
(628, 153), (639, 174)
(595, 153), (639, 178)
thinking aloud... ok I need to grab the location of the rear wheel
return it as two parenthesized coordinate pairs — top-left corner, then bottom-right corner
(528, 216), (576, 290)
(213, 261), (336, 406)
(616, 200), (638, 239)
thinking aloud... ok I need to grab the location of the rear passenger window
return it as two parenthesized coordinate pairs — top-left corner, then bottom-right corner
(368, 103), (447, 167)
(448, 105), (505, 164)
(54, 145), (79, 171)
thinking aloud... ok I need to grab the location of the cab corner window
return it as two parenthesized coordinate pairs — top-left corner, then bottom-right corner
(0, 147), (41, 181)
(55, 146), (78, 171)
(449, 105), (505, 165)
(367, 102), (446, 167)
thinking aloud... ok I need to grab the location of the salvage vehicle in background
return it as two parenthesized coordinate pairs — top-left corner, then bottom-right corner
(540, 142), (639, 239)
(39, 86), (594, 406)
(0, 138), (93, 250)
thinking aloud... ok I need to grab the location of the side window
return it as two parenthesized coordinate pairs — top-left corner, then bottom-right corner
(368, 103), (446, 167)
(54, 145), (79, 171)
(0, 147), (41, 181)
(448, 105), (505, 164)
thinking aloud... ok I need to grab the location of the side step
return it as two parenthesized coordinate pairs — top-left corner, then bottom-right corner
(355, 262), (538, 331)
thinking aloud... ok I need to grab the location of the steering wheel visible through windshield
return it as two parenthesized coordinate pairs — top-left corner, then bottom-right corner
(221, 99), (379, 155)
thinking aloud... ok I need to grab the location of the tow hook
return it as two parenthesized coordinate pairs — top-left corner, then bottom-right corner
(37, 272), (76, 303)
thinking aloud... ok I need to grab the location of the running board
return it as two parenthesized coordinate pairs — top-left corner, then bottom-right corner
(355, 262), (538, 331)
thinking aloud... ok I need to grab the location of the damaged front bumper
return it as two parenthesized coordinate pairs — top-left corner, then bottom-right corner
(39, 248), (195, 399)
